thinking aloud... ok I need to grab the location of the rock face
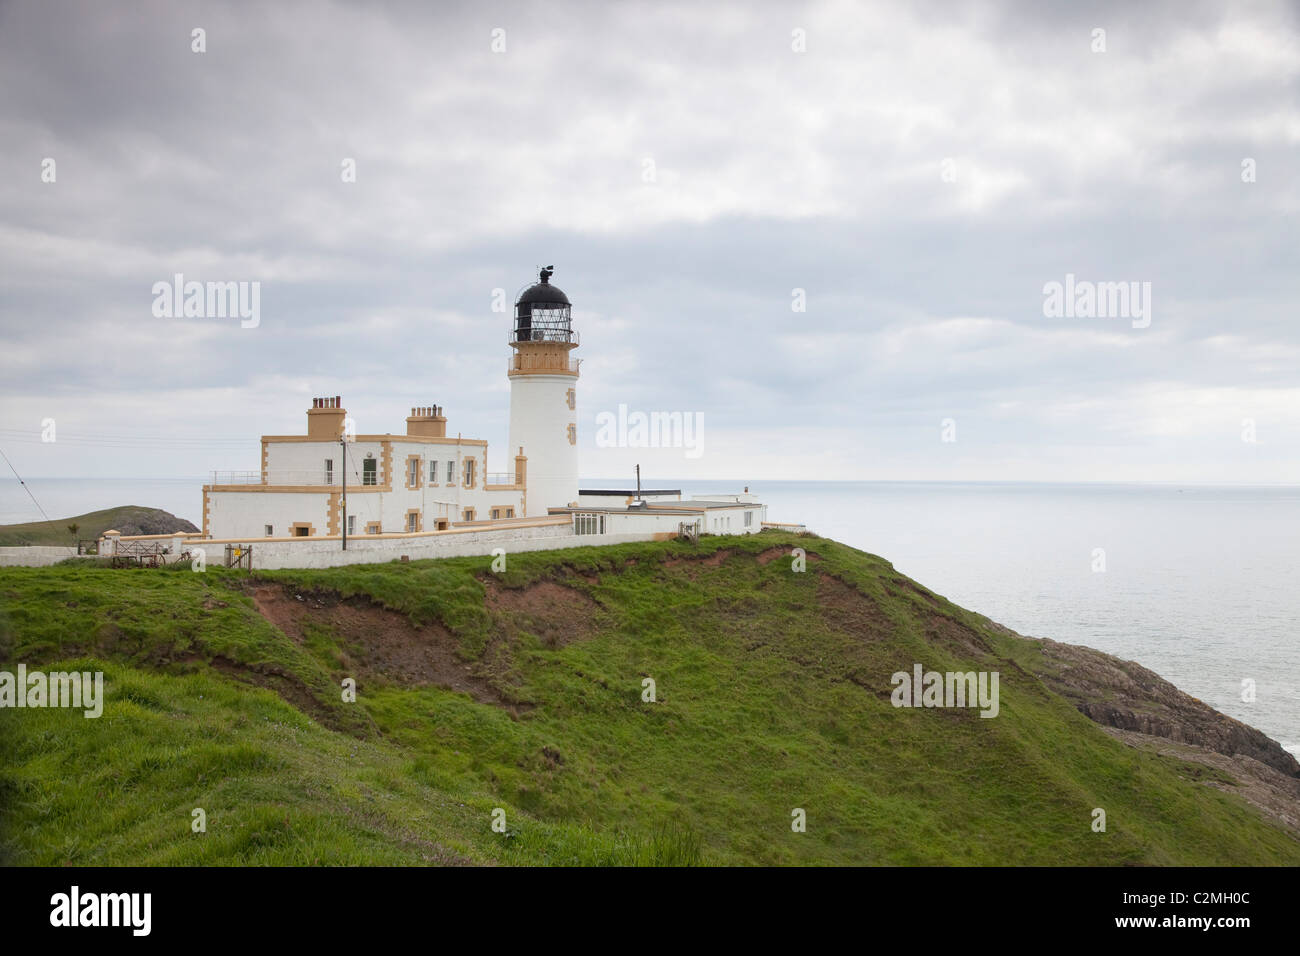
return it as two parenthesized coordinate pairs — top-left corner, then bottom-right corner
(1032, 636), (1300, 779)
(112, 510), (199, 537)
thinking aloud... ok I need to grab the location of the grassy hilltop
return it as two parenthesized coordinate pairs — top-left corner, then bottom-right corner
(1, 531), (1297, 866)
(0, 506), (197, 547)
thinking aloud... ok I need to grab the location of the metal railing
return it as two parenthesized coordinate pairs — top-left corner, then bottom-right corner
(209, 469), (376, 486)
(485, 472), (519, 485)
(209, 470), (261, 484)
(510, 327), (579, 346)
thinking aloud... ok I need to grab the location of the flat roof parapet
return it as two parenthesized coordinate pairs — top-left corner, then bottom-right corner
(578, 489), (681, 496)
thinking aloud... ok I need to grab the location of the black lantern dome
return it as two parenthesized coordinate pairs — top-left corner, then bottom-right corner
(513, 266), (576, 344)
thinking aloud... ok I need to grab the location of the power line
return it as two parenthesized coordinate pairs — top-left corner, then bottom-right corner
(0, 430), (252, 447)
(0, 445), (55, 527)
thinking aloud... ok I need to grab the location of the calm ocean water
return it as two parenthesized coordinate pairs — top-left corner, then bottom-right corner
(3, 477), (1297, 756)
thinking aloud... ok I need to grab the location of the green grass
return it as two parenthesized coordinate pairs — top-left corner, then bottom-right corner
(1, 531), (1296, 866)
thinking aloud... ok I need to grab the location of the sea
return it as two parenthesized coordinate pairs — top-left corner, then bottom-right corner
(3, 477), (1297, 757)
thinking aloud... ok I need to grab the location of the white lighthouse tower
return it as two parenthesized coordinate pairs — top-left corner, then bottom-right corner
(508, 266), (580, 517)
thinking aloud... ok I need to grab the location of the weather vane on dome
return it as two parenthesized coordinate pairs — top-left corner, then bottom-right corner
(539, 265), (554, 283)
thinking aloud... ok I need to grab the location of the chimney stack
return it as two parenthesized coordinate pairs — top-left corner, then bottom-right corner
(406, 404), (447, 439)
(307, 396), (347, 439)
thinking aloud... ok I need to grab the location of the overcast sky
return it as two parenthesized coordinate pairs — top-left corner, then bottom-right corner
(1, 0), (1297, 488)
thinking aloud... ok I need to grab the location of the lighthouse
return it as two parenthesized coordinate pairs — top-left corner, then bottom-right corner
(508, 266), (580, 516)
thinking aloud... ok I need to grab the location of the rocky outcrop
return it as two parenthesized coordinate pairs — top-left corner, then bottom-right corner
(111, 509), (199, 536)
(1030, 635), (1299, 778)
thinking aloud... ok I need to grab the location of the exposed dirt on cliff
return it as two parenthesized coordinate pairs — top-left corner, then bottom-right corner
(664, 545), (821, 580)
(204, 652), (349, 730)
(559, 564), (600, 585)
(481, 578), (604, 648)
(886, 577), (943, 609)
(756, 545), (821, 566)
(816, 572), (893, 640)
(924, 613), (997, 661)
(247, 583), (521, 711)
(663, 548), (736, 573)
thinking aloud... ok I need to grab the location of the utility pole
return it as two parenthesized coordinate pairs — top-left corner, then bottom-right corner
(340, 435), (347, 551)
(635, 463), (641, 501)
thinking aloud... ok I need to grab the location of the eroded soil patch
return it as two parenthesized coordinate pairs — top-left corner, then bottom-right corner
(923, 613), (996, 661)
(481, 578), (604, 648)
(247, 583), (521, 711)
(887, 577), (942, 608)
(816, 573), (893, 640)
(756, 545), (821, 566)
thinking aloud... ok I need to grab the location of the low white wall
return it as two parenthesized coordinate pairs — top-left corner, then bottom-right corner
(239, 524), (663, 570)
(0, 546), (80, 567)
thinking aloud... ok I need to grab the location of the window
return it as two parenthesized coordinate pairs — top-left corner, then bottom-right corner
(491, 508), (500, 520)
(429, 460), (438, 483)
(363, 458), (377, 486)
(567, 423), (576, 445)
(463, 458), (476, 487)
(446, 460), (455, 483)
(463, 508), (476, 522)
(407, 511), (419, 532)
(264, 524), (273, 536)
(407, 456), (420, 489)
(565, 387), (575, 410)
(744, 511), (753, 527)
(324, 459), (334, 485)
(366, 521), (381, 534)
(291, 524), (311, 537)
(574, 513), (605, 535)
(505, 507), (514, 518)
(347, 515), (356, 535)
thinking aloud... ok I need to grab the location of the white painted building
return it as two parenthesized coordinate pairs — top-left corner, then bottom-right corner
(558, 495), (768, 539)
(190, 267), (786, 556)
(203, 399), (530, 540)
